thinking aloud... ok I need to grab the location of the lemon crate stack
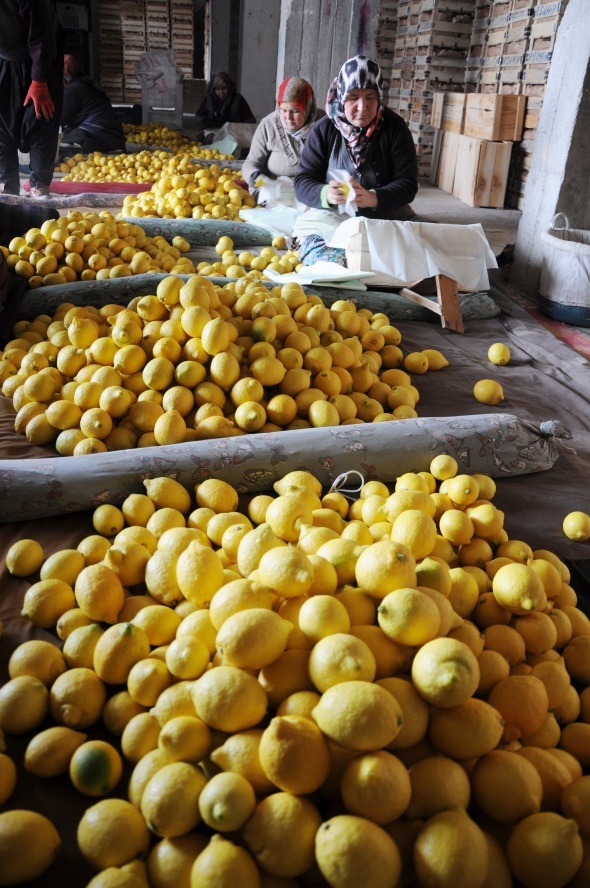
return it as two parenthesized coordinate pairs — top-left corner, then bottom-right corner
(464, 0), (569, 208)
(380, 0), (475, 175)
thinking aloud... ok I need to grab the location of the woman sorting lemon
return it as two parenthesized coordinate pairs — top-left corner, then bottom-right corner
(242, 77), (318, 198)
(293, 55), (419, 266)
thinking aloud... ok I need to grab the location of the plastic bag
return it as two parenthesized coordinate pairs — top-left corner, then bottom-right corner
(329, 169), (358, 216)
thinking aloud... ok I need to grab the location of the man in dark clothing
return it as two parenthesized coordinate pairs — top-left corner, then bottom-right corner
(0, 0), (64, 198)
(60, 54), (126, 155)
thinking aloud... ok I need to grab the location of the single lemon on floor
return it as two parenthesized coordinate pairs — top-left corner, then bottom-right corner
(5, 538), (44, 576)
(488, 342), (511, 365)
(562, 510), (590, 541)
(473, 378), (504, 405)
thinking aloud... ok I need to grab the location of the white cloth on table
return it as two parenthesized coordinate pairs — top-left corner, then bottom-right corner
(329, 217), (498, 291)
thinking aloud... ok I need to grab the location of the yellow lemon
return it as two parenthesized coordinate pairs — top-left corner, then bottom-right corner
(21, 578), (76, 628)
(473, 378), (504, 405)
(69, 739), (123, 796)
(140, 761), (207, 837)
(5, 538), (45, 576)
(24, 725), (87, 777)
(488, 342), (511, 365)
(215, 608), (292, 669)
(411, 636), (480, 707)
(315, 814), (402, 888)
(77, 798), (150, 869)
(307, 632), (376, 693)
(146, 834), (208, 888)
(195, 478), (238, 513)
(506, 812), (583, 888)
(562, 510), (590, 541)
(414, 807), (489, 888)
(377, 587), (441, 646)
(0, 810), (61, 886)
(198, 771), (256, 832)
(49, 666), (107, 729)
(354, 540), (416, 599)
(75, 563), (126, 623)
(157, 714), (212, 764)
(422, 348), (449, 370)
(175, 541), (225, 606)
(7, 639), (66, 686)
(0, 675), (49, 735)
(93, 621), (151, 684)
(191, 665), (268, 732)
(190, 833), (260, 888)
(241, 790), (320, 877)
(492, 563), (548, 614)
(258, 714), (331, 794)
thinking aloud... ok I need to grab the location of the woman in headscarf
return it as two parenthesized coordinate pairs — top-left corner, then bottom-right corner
(293, 55), (418, 265)
(195, 71), (255, 131)
(242, 77), (318, 189)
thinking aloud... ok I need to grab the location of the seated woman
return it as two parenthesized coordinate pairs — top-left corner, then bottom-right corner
(241, 77), (317, 193)
(195, 72), (255, 132)
(60, 55), (126, 155)
(293, 55), (418, 266)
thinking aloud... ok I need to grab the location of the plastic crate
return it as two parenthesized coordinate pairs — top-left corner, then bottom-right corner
(141, 83), (184, 129)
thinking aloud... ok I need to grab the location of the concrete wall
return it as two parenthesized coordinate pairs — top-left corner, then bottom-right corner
(240, 0), (282, 120)
(511, 0), (590, 297)
(277, 0), (380, 112)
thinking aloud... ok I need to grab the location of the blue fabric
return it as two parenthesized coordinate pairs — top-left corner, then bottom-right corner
(298, 234), (347, 267)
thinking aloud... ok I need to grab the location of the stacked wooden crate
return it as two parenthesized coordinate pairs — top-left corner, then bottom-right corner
(97, 0), (195, 105)
(505, 1), (569, 208)
(375, 0), (400, 102)
(432, 92), (525, 206)
(97, 0), (124, 102)
(169, 0), (194, 79)
(383, 0), (475, 176)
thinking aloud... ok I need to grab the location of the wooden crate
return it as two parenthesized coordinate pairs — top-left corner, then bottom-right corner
(463, 93), (526, 140)
(431, 92), (466, 132)
(436, 131), (461, 193)
(452, 134), (512, 207)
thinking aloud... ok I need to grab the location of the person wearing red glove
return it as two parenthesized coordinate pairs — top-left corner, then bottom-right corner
(0, 0), (64, 198)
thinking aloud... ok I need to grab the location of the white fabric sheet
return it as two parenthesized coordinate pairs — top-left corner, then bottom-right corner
(329, 218), (498, 291)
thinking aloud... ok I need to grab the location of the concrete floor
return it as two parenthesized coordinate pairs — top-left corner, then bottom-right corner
(413, 178), (521, 258)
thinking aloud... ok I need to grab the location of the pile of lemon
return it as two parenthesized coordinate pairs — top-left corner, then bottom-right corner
(57, 150), (235, 183)
(122, 122), (205, 150)
(0, 210), (200, 287)
(0, 275), (446, 454)
(191, 235), (301, 280)
(1, 462), (590, 887)
(119, 168), (255, 221)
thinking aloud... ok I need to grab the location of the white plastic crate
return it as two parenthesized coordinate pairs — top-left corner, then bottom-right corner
(141, 83), (184, 129)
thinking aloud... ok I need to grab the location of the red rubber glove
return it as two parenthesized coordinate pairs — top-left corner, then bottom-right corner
(23, 80), (55, 120)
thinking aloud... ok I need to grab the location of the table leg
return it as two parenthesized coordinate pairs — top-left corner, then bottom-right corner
(436, 274), (464, 333)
